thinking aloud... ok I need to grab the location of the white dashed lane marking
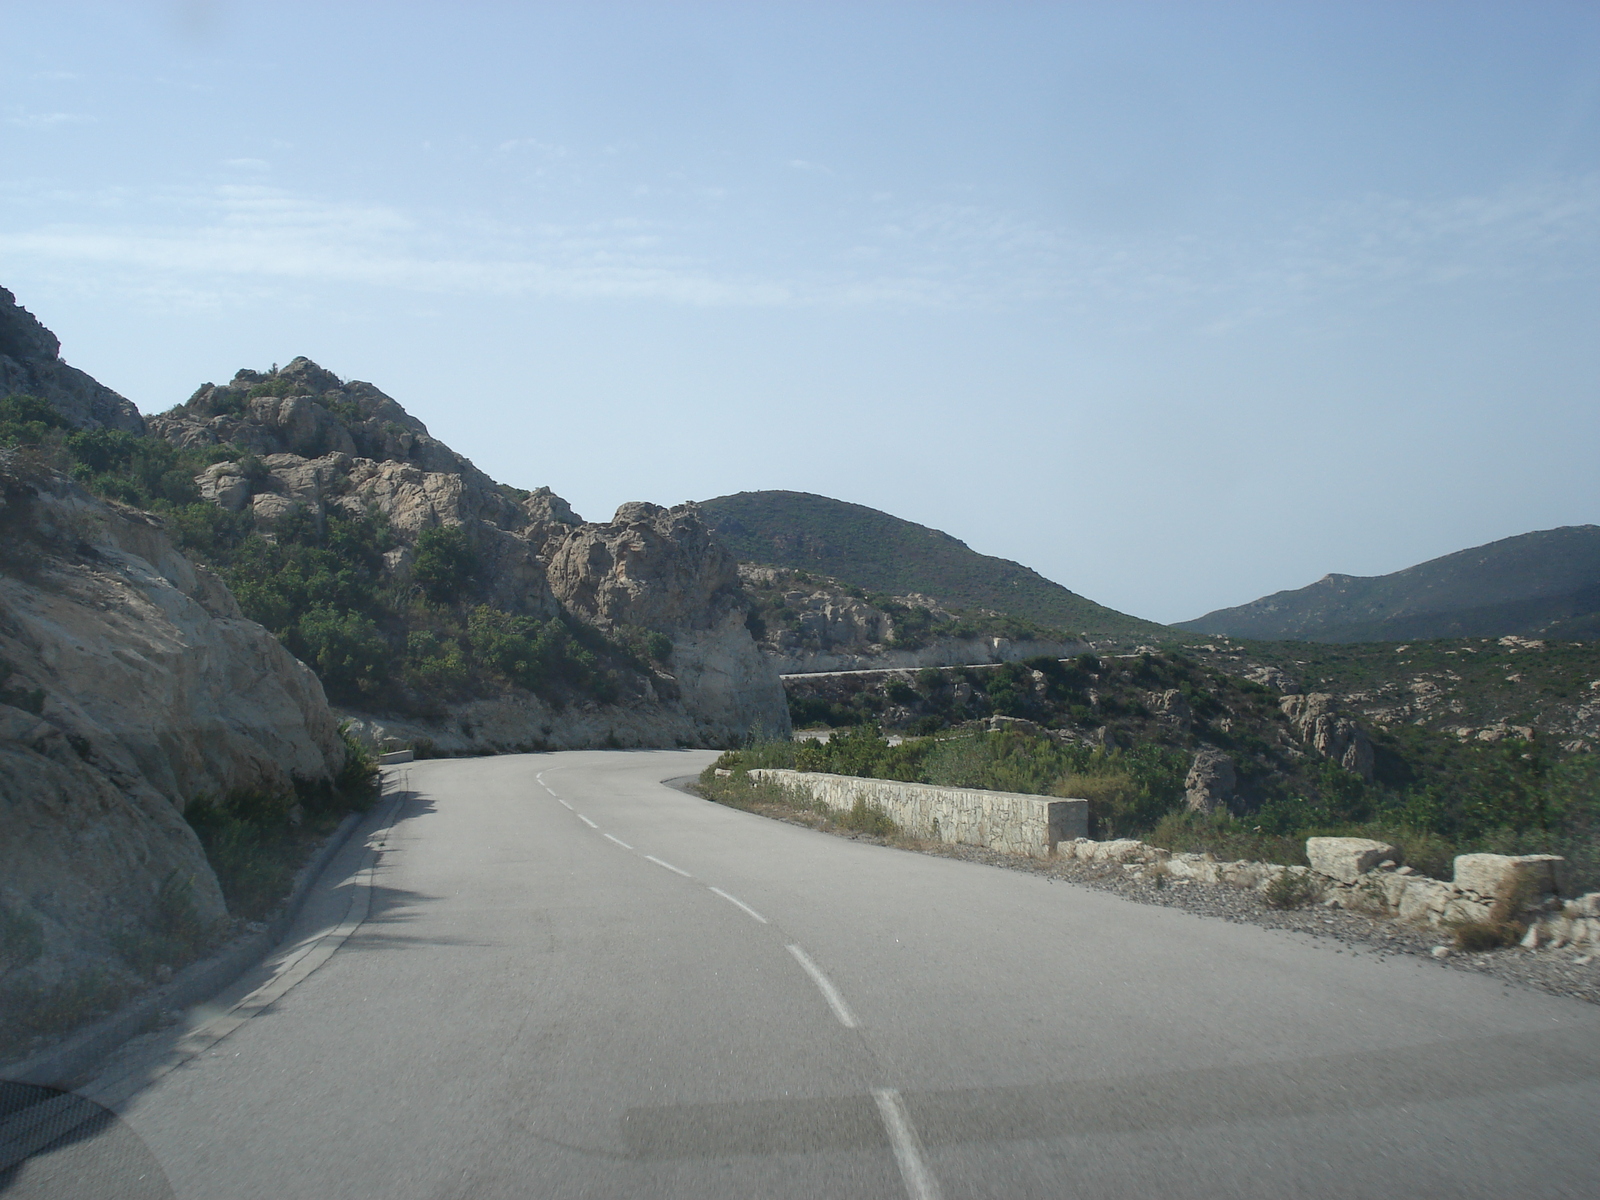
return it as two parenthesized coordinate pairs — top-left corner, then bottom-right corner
(785, 944), (858, 1029)
(603, 833), (633, 850)
(577, 814), (598, 829)
(873, 1088), (942, 1200)
(644, 854), (693, 878)
(708, 886), (768, 924)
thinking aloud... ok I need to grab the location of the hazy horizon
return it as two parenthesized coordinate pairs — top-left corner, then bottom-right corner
(4, 1), (1597, 623)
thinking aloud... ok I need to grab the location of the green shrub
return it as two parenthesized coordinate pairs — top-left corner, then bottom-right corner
(183, 790), (300, 919)
(839, 798), (896, 837)
(412, 525), (478, 604)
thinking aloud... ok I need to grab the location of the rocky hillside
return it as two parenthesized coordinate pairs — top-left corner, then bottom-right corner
(740, 565), (1082, 674)
(1183, 634), (1600, 754)
(698, 490), (1165, 640)
(1178, 526), (1600, 643)
(145, 358), (788, 751)
(0, 286), (144, 435)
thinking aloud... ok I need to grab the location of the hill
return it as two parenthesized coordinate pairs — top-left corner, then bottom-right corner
(697, 490), (1165, 639)
(1176, 526), (1600, 643)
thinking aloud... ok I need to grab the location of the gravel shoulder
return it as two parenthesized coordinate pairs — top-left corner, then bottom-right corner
(702, 788), (1600, 1007)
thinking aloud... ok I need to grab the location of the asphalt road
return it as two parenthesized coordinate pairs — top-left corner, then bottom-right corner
(32, 751), (1600, 1197)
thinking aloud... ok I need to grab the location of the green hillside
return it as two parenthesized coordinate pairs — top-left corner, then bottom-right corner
(697, 490), (1165, 638)
(1177, 525), (1600, 642)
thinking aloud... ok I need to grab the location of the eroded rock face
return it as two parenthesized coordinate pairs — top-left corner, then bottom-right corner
(1280, 693), (1375, 781)
(0, 287), (144, 433)
(1183, 748), (1237, 814)
(547, 503), (790, 740)
(0, 454), (345, 997)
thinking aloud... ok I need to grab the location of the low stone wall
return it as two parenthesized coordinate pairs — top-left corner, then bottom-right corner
(749, 769), (1087, 858)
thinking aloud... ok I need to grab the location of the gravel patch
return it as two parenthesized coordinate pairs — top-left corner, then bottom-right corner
(722, 793), (1600, 1007)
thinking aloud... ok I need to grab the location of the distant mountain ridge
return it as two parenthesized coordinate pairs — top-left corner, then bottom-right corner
(696, 490), (1165, 639)
(1177, 525), (1600, 642)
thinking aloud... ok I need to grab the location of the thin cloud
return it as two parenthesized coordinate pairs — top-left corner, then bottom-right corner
(6, 111), (96, 129)
(0, 173), (1594, 317)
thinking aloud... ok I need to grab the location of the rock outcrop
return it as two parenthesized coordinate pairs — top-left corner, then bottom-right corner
(740, 565), (1083, 674)
(152, 358), (787, 747)
(548, 503), (790, 741)
(0, 288), (144, 433)
(1183, 748), (1237, 814)
(0, 451), (346, 1008)
(1279, 692), (1375, 780)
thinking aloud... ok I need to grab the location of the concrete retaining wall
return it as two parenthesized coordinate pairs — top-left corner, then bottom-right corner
(749, 769), (1086, 858)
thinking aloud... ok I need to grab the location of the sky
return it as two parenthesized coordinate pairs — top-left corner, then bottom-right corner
(2, 1), (1597, 625)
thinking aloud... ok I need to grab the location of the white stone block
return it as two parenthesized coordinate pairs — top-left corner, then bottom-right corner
(1451, 853), (1564, 901)
(1306, 837), (1399, 884)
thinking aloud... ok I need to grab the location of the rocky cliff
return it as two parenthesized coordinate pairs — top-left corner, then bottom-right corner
(149, 357), (788, 748)
(0, 448), (346, 1034)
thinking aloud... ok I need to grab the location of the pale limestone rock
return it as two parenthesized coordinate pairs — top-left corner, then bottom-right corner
(158, 358), (789, 745)
(1150, 688), (1192, 729)
(1184, 748), (1235, 814)
(196, 462), (252, 512)
(1398, 877), (1458, 925)
(1279, 693), (1375, 780)
(1451, 853), (1564, 902)
(1568, 893), (1600, 919)
(1244, 665), (1301, 695)
(547, 503), (789, 742)
(1306, 837), (1399, 884)
(1167, 853), (1221, 883)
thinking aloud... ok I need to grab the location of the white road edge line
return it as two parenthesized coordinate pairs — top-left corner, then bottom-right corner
(785, 944), (858, 1028)
(708, 886), (768, 924)
(645, 854), (692, 878)
(577, 814), (598, 828)
(872, 1088), (942, 1200)
(603, 833), (633, 850)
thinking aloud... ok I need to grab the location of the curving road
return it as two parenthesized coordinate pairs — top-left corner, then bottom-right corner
(54, 752), (1600, 1196)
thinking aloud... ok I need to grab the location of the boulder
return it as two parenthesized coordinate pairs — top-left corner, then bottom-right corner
(1306, 837), (1399, 884)
(1451, 853), (1564, 902)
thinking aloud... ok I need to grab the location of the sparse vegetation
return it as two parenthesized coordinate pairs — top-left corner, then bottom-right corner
(700, 490), (1162, 636)
(1263, 868), (1320, 910)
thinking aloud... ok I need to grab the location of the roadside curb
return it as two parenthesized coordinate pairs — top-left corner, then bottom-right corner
(2, 789), (385, 1089)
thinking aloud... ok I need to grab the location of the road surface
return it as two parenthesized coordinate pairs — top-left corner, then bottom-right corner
(23, 750), (1600, 1197)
